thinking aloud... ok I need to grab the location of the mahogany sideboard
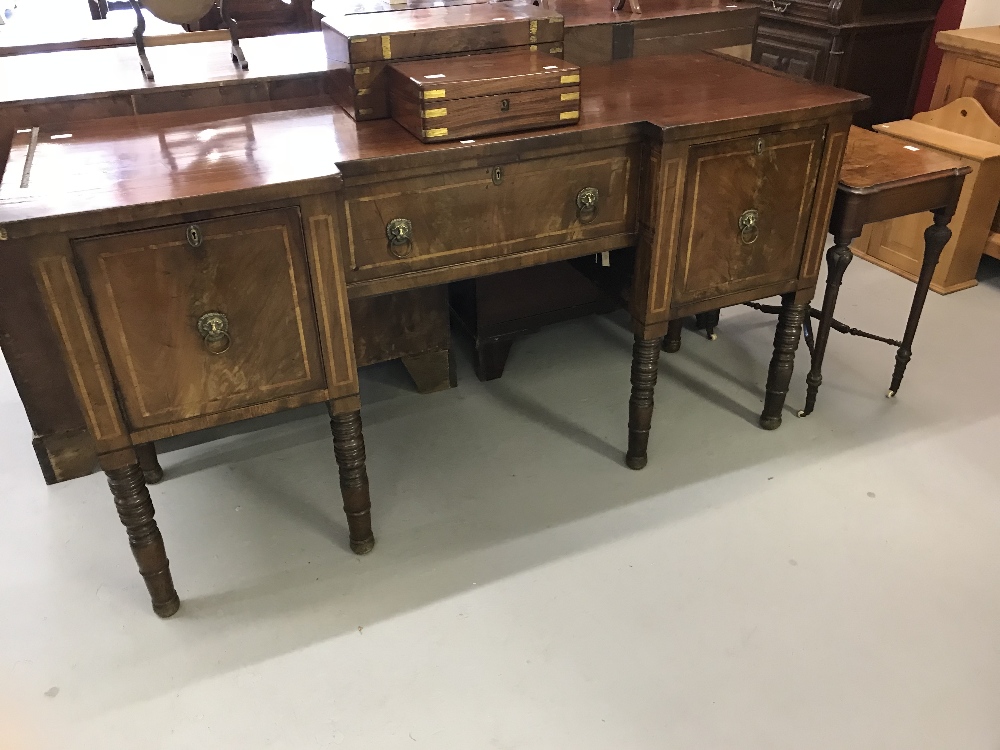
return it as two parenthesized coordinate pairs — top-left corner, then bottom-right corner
(0, 53), (865, 615)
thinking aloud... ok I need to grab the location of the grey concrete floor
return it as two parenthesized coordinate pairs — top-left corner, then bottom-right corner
(2, 256), (999, 749)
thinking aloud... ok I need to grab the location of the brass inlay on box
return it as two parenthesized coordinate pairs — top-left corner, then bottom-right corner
(561, 92), (580, 101)
(561, 74), (580, 85)
(560, 111), (580, 120)
(423, 128), (449, 138)
(381, 35), (392, 59)
(423, 107), (448, 118)
(422, 89), (447, 100)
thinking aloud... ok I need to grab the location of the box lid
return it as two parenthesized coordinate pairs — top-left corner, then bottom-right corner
(390, 50), (579, 101)
(323, 3), (564, 63)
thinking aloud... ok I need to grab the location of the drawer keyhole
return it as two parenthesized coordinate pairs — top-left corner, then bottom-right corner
(492, 166), (504, 186)
(500, 98), (510, 113)
(187, 224), (203, 248)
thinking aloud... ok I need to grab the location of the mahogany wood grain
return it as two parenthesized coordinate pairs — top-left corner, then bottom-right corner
(0, 53), (867, 238)
(322, 4), (563, 65)
(75, 207), (327, 430)
(672, 125), (827, 306)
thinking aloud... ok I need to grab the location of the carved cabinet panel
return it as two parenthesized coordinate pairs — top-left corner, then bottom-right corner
(672, 124), (826, 305)
(75, 207), (327, 430)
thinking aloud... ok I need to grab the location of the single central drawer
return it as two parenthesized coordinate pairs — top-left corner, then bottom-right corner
(342, 145), (638, 282)
(75, 207), (327, 431)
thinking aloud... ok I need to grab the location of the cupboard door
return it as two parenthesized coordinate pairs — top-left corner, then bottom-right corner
(673, 125), (827, 305)
(75, 207), (327, 430)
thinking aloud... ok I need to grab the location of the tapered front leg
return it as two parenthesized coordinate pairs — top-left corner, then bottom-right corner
(627, 334), (663, 470)
(330, 407), (375, 554)
(102, 454), (179, 618)
(760, 293), (808, 431)
(888, 207), (953, 397)
(134, 442), (163, 485)
(800, 240), (854, 417)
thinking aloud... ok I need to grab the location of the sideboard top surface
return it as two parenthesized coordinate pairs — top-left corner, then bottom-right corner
(0, 53), (866, 233)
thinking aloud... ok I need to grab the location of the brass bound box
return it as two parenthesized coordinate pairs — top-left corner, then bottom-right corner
(388, 51), (581, 142)
(322, 2), (565, 121)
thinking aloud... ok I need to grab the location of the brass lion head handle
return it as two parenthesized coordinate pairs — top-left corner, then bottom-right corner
(576, 187), (600, 224)
(385, 218), (414, 259)
(197, 312), (231, 355)
(738, 209), (760, 246)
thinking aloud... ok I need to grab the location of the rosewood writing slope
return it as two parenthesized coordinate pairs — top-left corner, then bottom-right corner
(0, 54), (866, 616)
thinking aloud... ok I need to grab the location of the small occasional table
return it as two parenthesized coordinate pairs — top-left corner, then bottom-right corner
(795, 126), (970, 415)
(687, 126), (970, 417)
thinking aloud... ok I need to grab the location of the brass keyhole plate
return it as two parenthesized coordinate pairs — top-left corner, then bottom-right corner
(500, 98), (510, 112)
(492, 166), (503, 186)
(187, 224), (203, 248)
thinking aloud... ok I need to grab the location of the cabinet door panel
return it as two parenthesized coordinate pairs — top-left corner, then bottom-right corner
(75, 207), (327, 430)
(673, 125), (826, 305)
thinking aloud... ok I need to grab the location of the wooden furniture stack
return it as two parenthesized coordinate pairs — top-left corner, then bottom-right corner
(931, 25), (1000, 262)
(851, 97), (1000, 293)
(0, 45), (867, 615)
(750, 0), (943, 128)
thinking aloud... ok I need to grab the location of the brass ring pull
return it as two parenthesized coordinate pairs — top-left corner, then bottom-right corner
(386, 218), (413, 259)
(197, 312), (231, 355)
(576, 187), (599, 224)
(739, 209), (760, 245)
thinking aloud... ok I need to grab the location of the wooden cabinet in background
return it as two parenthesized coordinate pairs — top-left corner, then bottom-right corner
(751, 0), (943, 128)
(931, 25), (1000, 261)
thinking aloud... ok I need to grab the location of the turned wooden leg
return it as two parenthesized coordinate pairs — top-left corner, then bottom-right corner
(888, 208), (952, 398)
(695, 308), (721, 340)
(626, 334), (663, 470)
(662, 319), (683, 353)
(330, 408), (375, 555)
(103, 457), (179, 618)
(134, 442), (164, 484)
(760, 293), (808, 431)
(474, 337), (514, 382)
(799, 240), (854, 417)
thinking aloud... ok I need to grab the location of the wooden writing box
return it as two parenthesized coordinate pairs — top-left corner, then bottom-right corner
(322, 2), (565, 120)
(388, 51), (581, 142)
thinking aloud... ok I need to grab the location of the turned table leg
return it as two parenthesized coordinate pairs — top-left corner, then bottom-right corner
(102, 453), (179, 618)
(695, 309), (721, 340)
(329, 407), (375, 554)
(626, 334), (663, 470)
(760, 293), (808, 431)
(799, 238), (855, 417)
(134, 442), (163, 484)
(888, 207), (953, 398)
(662, 319), (683, 353)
